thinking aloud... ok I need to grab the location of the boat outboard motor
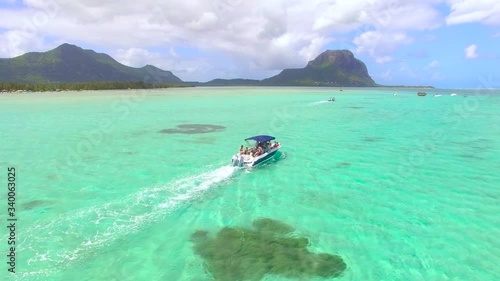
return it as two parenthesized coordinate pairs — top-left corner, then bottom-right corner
(232, 155), (239, 166)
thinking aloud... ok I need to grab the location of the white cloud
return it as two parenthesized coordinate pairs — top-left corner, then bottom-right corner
(446, 0), (500, 25)
(0, 0), (446, 80)
(372, 2), (442, 30)
(312, 1), (441, 32)
(299, 37), (331, 62)
(185, 12), (219, 31)
(353, 31), (414, 63)
(114, 48), (162, 68)
(113, 47), (218, 81)
(465, 44), (478, 59)
(0, 30), (47, 58)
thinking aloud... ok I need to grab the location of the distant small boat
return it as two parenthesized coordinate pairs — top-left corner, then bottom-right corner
(450, 93), (457, 96)
(393, 92), (397, 96)
(434, 94), (441, 97)
(417, 91), (427, 96)
(328, 97), (335, 102)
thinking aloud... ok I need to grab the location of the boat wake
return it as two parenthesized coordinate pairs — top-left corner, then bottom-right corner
(277, 151), (287, 160)
(308, 100), (329, 106)
(16, 165), (238, 279)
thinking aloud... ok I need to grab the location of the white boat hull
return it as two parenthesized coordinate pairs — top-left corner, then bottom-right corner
(232, 146), (280, 168)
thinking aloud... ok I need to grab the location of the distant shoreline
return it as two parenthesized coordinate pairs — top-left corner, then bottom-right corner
(0, 81), (436, 93)
(376, 85), (435, 89)
(0, 81), (192, 93)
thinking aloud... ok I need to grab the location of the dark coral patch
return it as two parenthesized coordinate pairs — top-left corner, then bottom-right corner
(363, 137), (383, 142)
(159, 124), (226, 134)
(190, 230), (209, 242)
(20, 200), (52, 210)
(191, 218), (346, 281)
(337, 162), (351, 168)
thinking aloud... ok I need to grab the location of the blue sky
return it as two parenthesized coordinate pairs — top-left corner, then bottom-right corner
(0, 0), (499, 88)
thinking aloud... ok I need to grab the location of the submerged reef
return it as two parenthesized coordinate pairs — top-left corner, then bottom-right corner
(158, 124), (226, 134)
(190, 218), (346, 281)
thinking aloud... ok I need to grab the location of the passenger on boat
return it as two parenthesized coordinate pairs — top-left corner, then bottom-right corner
(239, 145), (244, 154)
(254, 147), (262, 156)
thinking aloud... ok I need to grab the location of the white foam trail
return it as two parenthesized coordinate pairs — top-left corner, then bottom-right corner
(308, 100), (329, 106)
(16, 165), (237, 280)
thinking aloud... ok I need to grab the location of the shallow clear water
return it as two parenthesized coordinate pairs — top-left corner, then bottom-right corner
(1, 87), (499, 280)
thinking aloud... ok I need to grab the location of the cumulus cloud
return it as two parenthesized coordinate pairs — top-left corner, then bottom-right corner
(0, 0), (446, 80)
(113, 47), (221, 81)
(353, 31), (414, 63)
(465, 44), (478, 59)
(114, 48), (163, 68)
(446, 0), (500, 25)
(0, 29), (48, 58)
(345, 1), (440, 63)
(312, 1), (441, 32)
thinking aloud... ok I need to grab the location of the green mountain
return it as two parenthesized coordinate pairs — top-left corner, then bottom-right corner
(261, 50), (376, 87)
(0, 43), (182, 83)
(203, 78), (261, 86)
(0, 45), (377, 87)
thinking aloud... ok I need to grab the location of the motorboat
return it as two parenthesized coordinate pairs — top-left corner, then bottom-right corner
(328, 97), (335, 102)
(434, 94), (442, 97)
(231, 135), (281, 168)
(450, 93), (457, 96)
(417, 91), (427, 96)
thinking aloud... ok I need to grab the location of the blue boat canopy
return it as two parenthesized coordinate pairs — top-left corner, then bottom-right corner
(245, 135), (275, 142)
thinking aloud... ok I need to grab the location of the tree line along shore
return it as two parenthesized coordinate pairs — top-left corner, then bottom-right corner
(0, 81), (192, 93)
(0, 81), (435, 93)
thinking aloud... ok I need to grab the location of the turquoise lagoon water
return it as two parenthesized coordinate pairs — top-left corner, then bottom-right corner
(0, 87), (499, 281)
